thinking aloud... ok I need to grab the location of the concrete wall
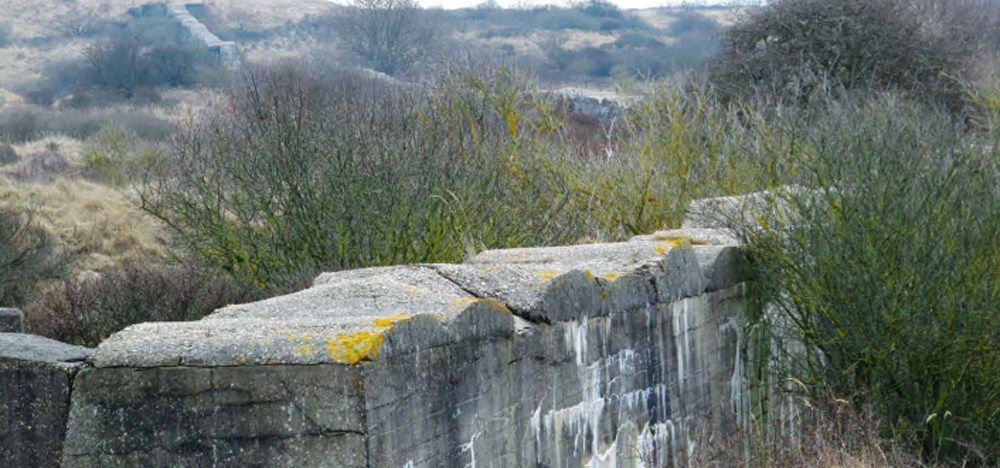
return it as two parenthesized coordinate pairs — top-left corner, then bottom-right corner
(1, 222), (749, 467)
(167, 2), (239, 69)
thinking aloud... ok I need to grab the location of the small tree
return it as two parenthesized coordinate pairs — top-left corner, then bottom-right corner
(342, 0), (437, 76)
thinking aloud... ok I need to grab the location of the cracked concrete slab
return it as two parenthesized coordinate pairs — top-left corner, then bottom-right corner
(89, 266), (512, 368)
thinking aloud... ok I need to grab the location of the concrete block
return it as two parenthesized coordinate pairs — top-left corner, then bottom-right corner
(0, 334), (90, 468)
(62, 364), (366, 468)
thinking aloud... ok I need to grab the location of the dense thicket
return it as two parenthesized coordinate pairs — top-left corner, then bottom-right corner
(709, 0), (996, 108)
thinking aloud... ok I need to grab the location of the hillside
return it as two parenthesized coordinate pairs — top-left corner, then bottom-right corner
(0, 0), (732, 97)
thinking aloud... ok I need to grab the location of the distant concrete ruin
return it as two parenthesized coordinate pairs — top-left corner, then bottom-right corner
(167, 2), (239, 69)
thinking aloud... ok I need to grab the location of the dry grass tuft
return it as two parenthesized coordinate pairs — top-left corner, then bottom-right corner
(689, 397), (931, 468)
(0, 176), (168, 273)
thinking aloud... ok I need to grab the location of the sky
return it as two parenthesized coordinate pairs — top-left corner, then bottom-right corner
(329, 0), (743, 10)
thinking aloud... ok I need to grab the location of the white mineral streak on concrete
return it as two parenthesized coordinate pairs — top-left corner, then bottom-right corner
(460, 427), (482, 468)
(531, 405), (543, 462)
(586, 438), (618, 468)
(674, 301), (686, 394)
(565, 317), (589, 367)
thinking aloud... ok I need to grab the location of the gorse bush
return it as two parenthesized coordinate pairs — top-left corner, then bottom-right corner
(729, 95), (1000, 464)
(709, 0), (984, 109)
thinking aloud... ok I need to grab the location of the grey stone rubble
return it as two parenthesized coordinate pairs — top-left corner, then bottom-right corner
(1, 194), (756, 467)
(167, 2), (239, 69)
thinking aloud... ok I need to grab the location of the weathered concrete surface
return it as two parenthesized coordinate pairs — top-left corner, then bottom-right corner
(0, 307), (24, 333)
(365, 285), (745, 468)
(89, 266), (484, 368)
(67, 265), (513, 466)
(35, 228), (747, 467)
(62, 365), (366, 468)
(1, 334), (90, 468)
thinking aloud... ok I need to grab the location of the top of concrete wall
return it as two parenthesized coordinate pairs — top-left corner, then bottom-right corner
(0, 334), (91, 364)
(88, 227), (742, 370)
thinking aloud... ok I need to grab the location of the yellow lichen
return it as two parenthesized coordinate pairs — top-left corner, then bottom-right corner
(654, 244), (669, 254)
(450, 297), (480, 310)
(325, 331), (385, 365)
(651, 231), (711, 246)
(323, 314), (410, 364)
(539, 270), (562, 281)
(372, 314), (411, 328)
(478, 298), (509, 313)
(603, 272), (622, 281)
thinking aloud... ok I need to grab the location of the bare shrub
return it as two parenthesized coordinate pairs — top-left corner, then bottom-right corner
(0, 107), (43, 143)
(0, 143), (18, 166)
(6, 148), (72, 182)
(140, 65), (585, 288)
(26, 260), (268, 348)
(52, 5), (105, 38)
(0, 206), (65, 307)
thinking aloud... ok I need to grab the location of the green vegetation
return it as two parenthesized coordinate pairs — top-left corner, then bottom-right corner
(731, 95), (1000, 465)
(707, 0), (1000, 465)
(80, 124), (168, 187)
(137, 66), (772, 289)
(141, 66), (579, 287)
